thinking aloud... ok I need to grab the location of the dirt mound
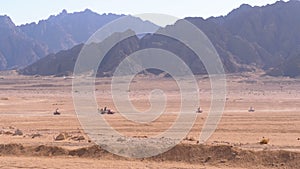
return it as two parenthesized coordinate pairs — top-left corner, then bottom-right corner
(0, 144), (299, 169)
(155, 144), (300, 168)
(68, 145), (110, 158)
(0, 144), (25, 155)
(31, 145), (68, 156)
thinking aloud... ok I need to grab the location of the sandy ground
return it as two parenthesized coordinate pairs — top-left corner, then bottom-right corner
(0, 72), (299, 168)
(0, 156), (242, 169)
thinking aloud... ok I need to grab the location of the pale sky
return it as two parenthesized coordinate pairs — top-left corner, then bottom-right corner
(0, 0), (288, 25)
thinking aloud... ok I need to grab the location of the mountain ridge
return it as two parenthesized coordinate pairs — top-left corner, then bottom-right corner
(3, 1), (300, 77)
(0, 9), (158, 70)
(0, 15), (47, 70)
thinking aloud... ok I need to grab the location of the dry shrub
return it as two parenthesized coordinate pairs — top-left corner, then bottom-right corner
(259, 137), (270, 144)
(184, 136), (196, 142)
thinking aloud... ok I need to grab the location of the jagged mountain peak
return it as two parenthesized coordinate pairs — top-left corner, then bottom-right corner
(0, 15), (16, 29)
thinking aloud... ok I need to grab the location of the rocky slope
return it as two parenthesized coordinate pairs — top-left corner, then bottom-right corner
(0, 16), (47, 70)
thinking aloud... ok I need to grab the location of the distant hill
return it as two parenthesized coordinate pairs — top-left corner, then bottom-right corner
(0, 16), (47, 70)
(210, 1), (300, 69)
(19, 28), (246, 77)
(8, 1), (300, 77)
(19, 44), (83, 76)
(0, 9), (158, 70)
(192, 0), (300, 76)
(20, 0), (300, 77)
(267, 53), (300, 78)
(19, 30), (141, 76)
(19, 9), (124, 53)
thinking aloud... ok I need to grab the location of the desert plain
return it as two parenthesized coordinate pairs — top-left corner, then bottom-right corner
(0, 71), (299, 169)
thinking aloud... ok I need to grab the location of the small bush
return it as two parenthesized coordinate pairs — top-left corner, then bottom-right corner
(259, 137), (270, 144)
(184, 136), (196, 141)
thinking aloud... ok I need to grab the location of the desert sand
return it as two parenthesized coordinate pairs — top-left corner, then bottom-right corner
(0, 71), (299, 168)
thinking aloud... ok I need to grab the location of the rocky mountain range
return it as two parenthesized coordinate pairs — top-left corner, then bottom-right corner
(3, 1), (300, 77)
(0, 9), (157, 70)
(19, 9), (124, 53)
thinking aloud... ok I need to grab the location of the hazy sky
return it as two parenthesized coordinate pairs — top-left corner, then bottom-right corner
(0, 0), (287, 25)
